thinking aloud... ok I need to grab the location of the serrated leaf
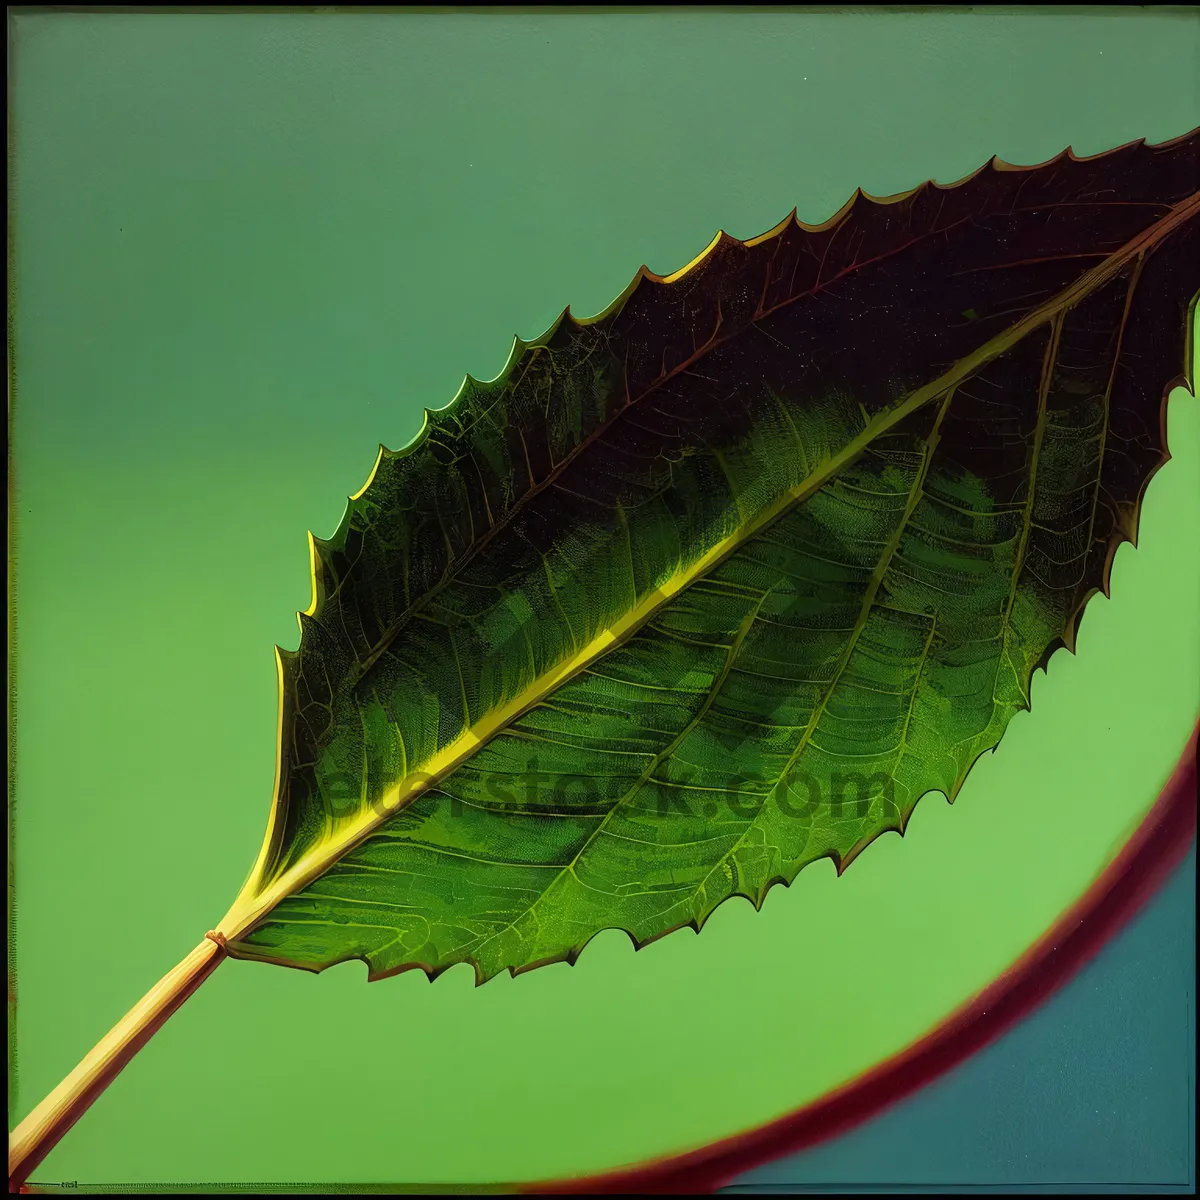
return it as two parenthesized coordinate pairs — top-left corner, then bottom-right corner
(217, 133), (1199, 985)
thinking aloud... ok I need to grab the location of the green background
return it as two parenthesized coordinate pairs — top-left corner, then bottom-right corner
(9, 7), (1199, 1188)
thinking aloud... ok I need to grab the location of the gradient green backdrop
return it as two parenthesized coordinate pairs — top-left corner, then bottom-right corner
(9, 7), (1200, 1189)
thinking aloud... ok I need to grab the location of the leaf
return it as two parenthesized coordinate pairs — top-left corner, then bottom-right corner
(217, 133), (1199, 985)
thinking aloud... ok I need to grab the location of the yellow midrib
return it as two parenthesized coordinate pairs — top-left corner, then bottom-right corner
(216, 190), (1199, 946)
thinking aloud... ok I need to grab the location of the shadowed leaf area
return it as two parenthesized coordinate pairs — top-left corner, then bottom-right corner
(225, 133), (1199, 984)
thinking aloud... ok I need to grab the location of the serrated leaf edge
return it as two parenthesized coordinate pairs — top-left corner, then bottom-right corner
(220, 181), (1198, 978)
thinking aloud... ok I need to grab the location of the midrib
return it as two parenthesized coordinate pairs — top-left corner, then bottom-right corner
(217, 190), (1199, 945)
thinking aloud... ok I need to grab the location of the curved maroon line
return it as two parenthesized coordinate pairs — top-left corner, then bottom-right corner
(524, 719), (1199, 1196)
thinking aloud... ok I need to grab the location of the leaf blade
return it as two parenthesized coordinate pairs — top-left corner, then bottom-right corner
(219, 133), (1200, 985)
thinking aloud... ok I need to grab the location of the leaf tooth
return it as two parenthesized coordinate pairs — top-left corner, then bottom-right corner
(478, 334), (528, 386)
(638, 259), (669, 286)
(381, 406), (434, 461)
(692, 895), (729, 934)
(847, 184), (874, 209)
(274, 643), (299, 666)
(741, 208), (798, 251)
(273, 643), (301, 703)
(792, 843), (866, 881)
(846, 182), (921, 221)
(828, 845), (856, 879)
(462, 369), (502, 402)
(438, 373), (476, 418)
(836, 820), (906, 877)
(562, 304), (585, 335)
(529, 303), (573, 348)
(1062, 586), (1103, 656)
(797, 186), (860, 233)
(426, 960), (459, 985)
(661, 228), (729, 283)
(295, 607), (325, 641)
(1150, 125), (1200, 153)
(1067, 135), (1148, 165)
(307, 534), (338, 607)
(299, 530), (325, 621)
(574, 262), (657, 324)
(359, 953), (442, 986)
(751, 873), (790, 914)
(323, 496), (360, 555)
(862, 177), (936, 215)
(350, 443), (392, 498)
(634, 922), (666, 958)
(936, 153), (995, 191)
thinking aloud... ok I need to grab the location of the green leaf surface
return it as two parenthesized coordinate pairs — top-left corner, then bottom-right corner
(219, 133), (1200, 984)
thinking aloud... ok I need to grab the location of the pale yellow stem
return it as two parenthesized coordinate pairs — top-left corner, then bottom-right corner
(8, 937), (226, 1188)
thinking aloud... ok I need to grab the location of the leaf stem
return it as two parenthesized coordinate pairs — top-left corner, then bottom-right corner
(7, 936), (226, 1189)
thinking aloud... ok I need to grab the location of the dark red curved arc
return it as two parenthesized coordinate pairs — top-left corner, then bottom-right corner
(525, 720), (1199, 1195)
